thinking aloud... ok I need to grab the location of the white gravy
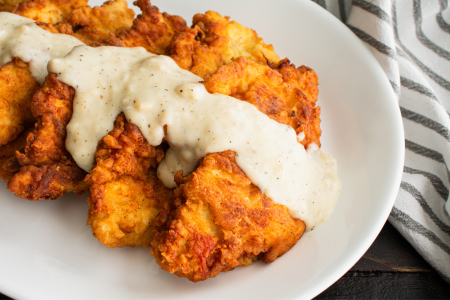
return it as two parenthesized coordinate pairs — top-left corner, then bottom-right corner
(49, 45), (340, 230)
(0, 12), (340, 230)
(0, 12), (84, 84)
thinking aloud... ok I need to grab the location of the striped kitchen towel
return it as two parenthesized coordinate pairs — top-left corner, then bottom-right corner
(313, 0), (450, 283)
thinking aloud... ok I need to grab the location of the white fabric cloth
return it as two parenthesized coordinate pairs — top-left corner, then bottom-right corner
(312, 0), (450, 283)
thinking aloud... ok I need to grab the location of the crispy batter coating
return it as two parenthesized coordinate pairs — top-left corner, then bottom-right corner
(8, 74), (88, 200)
(36, 20), (75, 34)
(7, 163), (87, 199)
(150, 54), (318, 280)
(0, 127), (31, 182)
(34, 0), (134, 46)
(68, 0), (134, 45)
(86, 114), (174, 248)
(11, 0), (87, 23)
(17, 74), (73, 166)
(168, 10), (280, 79)
(151, 151), (305, 282)
(203, 57), (321, 147)
(0, 0), (27, 12)
(0, 59), (39, 146)
(104, 0), (187, 55)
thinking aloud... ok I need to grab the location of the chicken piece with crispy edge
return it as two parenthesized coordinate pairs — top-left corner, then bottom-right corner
(167, 10), (280, 80)
(0, 127), (32, 182)
(203, 57), (321, 147)
(11, 0), (88, 24)
(67, 0), (135, 45)
(151, 151), (306, 282)
(35, 0), (136, 46)
(150, 56), (318, 281)
(85, 113), (174, 248)
(0, 59), (39, 147)
(104, 0), (187, 55)
(0, 0), (26, 12)
(7, 74), (88, 200)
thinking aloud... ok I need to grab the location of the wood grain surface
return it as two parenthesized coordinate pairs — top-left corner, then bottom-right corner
(1, 222), (449, 299)
(316, 221), (450, 299)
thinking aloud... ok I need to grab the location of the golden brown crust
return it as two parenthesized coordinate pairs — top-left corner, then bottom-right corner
(8, 74), (88, 200)
(86, 113), (174, 248)
(168, 10), (280, 79)
(2, 0), (187, 201)
(7, 163), (87, 200)
(103, 0), (187, 54)
(17, 74), (74, 166)
(0, 127), (32, 182)
(68, 0), (134, 45)
(204, 57), (321, 147)
(33, 0), (134, 46)
(0, 0), (27, 12)
(0, 59), (39, 146)
(11, 0), (88, 23)
(36, 21), (75, 34)
(151, 151), (305, 282)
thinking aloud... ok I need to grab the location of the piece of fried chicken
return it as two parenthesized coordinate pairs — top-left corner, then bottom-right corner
(38, 0), (136, 46)
(104, 0), (187, 54)
(150, 17), (320, 279)
(0, 0), (25, 12)
(0, 59), (39, 147)
(151, 151), (306, 282)
(11, 0), (88, 24)
(67, 0), (135, 45)
(168, 10), (280, 80)
(7, 74), (88, 200)
(86, 113), (174, 248)
(0, 127), (32, 182)
(204, 57), (321, 147)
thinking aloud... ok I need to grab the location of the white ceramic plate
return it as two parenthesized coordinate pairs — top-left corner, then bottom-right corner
(0, 0), (404, 299)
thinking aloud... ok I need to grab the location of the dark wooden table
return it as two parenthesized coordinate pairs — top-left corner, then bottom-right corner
(1, 221), (449, 299)
(316, 221), (450, 299)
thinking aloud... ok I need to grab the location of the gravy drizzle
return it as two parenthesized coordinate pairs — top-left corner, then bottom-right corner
(0, 13), (340, 230)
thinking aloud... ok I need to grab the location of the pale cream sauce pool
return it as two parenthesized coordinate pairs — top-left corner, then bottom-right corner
(1, 13), (340, 231)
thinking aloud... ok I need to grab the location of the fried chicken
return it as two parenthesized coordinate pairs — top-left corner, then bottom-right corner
(34, 0), (136, 46)
(203, 57), (321, 147)
(0, 59), (39, 146)
(0, 0), (137, 184)
(86, 113), (174, 248)
(4, 0), (182, 200)
(0, 0), (26, 12)
(67, 0), (135, 45)
(104, 0), (187, 54)
(8, 74), (88, 200)
(0, 0), (323, 283)
(11, 0), (88, 23)
(86, 57), (319, 252)
(147, 11), (318, 280)
(151, 151), (305, 282)
(168, 10), (280, 79)
(0, 127), (32, 182)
